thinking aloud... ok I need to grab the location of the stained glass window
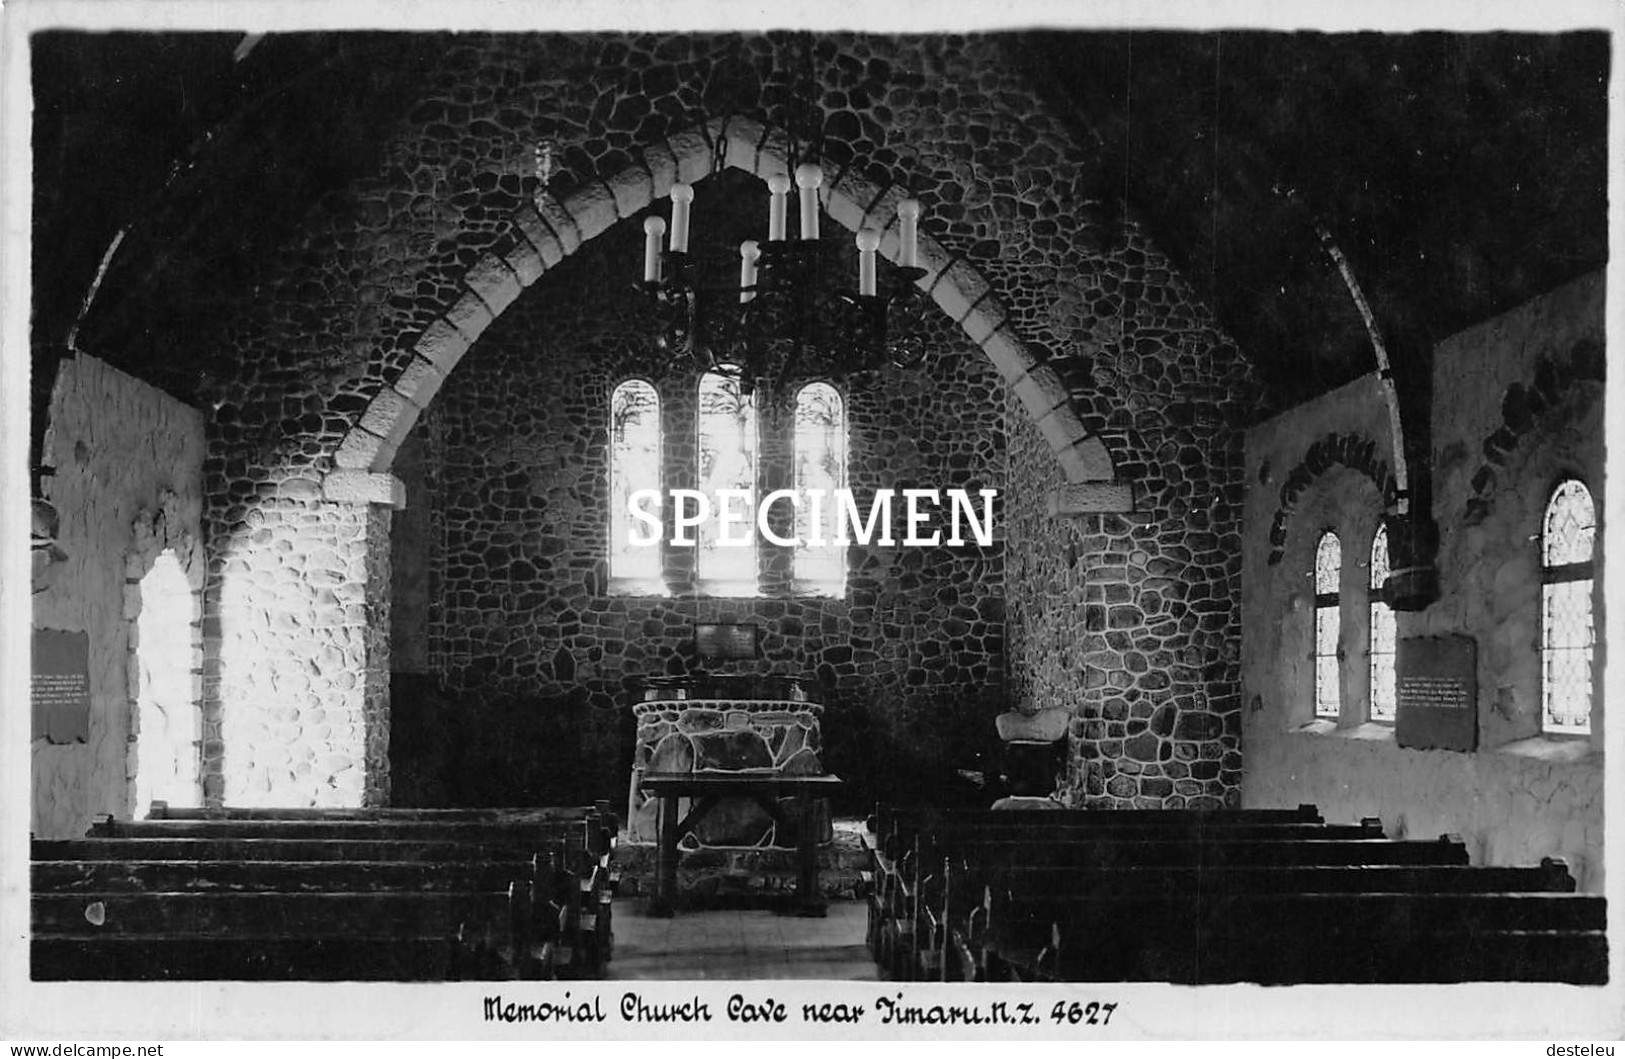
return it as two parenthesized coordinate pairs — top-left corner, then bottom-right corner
(793, 382), (846, 595)
(1541, 478), (1595, 735)
(609, 379), (663, 589)
(1369, 524), (1396, 723)
(695, 368), (759, 595)
(1314, 531), (1341, 720)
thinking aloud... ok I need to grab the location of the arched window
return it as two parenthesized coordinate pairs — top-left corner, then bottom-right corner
(695, 368), (758, 595)
(1314, 531), (1341, 720)
(609, 379), (663, 590)
(793, 382), (846, 595)
(1368, 524), (1396, 724)
(1541, 478), (1596, 735)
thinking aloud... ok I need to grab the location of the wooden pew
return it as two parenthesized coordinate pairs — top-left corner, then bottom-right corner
(103, 810), (617, 977)
(868, 802), (1605, 986)
(33, 935), (487, 981)
(890, 830), (1470, 975)
(40, 838), (608, 978)
(33, 857), (539, 894)
(977, 887), (1608, 984)
(864, 803), (1345, 973)
(33, 804), (618, 982)
(145, 800), (612, 823)
(911, 833), (1471, 871)
(884, 819), (1382, 861)
(92, 816), (597, 848)
(31, 881), (536, 981)
(871, 802), (1325, 834)
(36, 837), (553, 863)
(924, 858), (1583, 982)
(878, 822), (1432, 980)
(125, 807), (619, 905)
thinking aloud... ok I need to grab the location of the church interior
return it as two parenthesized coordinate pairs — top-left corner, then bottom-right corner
(14, 26), (1614, 995)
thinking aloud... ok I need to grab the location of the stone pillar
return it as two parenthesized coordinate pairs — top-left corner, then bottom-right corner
(362, 502), (394, 806)
(207, 472), (402, 807)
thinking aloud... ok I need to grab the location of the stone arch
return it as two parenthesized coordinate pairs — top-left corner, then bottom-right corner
(328, 114), (1125, 509)
(1462, 337), (1605, 527)
(1265, 431), (1396, 566)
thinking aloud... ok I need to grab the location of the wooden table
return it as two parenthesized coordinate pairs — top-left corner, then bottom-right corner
(638, 771), (843, 917)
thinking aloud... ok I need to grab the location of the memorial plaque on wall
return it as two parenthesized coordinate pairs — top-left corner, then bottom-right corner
(1394, 634), (1477, 752)
(32, 628), (91, 744)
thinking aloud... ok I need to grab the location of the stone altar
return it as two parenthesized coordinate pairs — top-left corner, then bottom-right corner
(626, 674), (831, 849)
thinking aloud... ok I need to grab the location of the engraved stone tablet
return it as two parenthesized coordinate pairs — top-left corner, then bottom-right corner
(1395, 634), (1476, 752)
(32, 628), (91, 744)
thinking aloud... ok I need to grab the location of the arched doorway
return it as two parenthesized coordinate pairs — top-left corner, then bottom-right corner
(133, 549), (198, 811)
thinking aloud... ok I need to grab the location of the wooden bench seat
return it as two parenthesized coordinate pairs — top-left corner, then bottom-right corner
(145, 801), (609, 823)
(969, 887), (1606, 984)
(33, 857), (539, 894)
(945, 859), (1579, 896)
(910, 857), (1585, 981)
(30, 881), (538, 981)
(33, 889), (521, 937)
(139, 802), (618, 859)
(882, 820), (1382, 860)
(867, 803), (1604, 986)
(32, 803), (619, 983)
(911, 834), (1471, 869)
(31, 934), (484, 981)
(35, 837), (557, 862)
(91, 816), (598, 846)
(978, 915), (1607, 985)
(871, 803), (1325, 834)
(980, 915), (1608, 985)
(983, 888), (1605, 937)
(867, 802), (1341, 972)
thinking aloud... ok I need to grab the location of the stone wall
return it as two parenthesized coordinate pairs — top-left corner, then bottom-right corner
(212, 498), (393, 807)
(32, 355), (206, 837)
(1423, 272), (1606, 746)
(109, 32), (1254, 807)
(1002, 248), (1257, 809)
(391, 208), (1007, 809)
(1240, 273), (1605, 890)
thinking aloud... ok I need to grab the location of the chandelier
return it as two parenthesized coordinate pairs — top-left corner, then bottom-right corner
(635, 40), (930, 399)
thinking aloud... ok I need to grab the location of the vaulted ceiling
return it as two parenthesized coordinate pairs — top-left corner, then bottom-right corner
(29, 28), (1609, 435)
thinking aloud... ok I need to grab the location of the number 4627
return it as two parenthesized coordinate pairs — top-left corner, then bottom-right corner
(1052, 1001), (1117, 1025)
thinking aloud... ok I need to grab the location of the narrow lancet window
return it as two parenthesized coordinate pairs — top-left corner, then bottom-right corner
(1368, 524), (1396, 724)
(695, 369), (759, 595)
(1541, 478), (1596, 735)
(609, 379), (663, 590)
(1314, 531), (1341, 720)
(793, 382), (846, 595)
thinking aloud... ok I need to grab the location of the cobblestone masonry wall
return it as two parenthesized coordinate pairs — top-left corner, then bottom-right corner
(174, 33), (1255, 804)
(33, 355), (206, 836)
(397, 213), (1007, 809)
(213, 499), (390, 806)
(1241, 276), (1604, 890)
(1006, 352), (1253, 808)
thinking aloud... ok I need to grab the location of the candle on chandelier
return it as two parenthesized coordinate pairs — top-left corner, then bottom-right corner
(795, 163), (823, 241)
(856, 229), (880, 297)
(643, 217), (667, 283)
(669, 182), (694, 253)
(897, 198), (921, 269)
(739, 240), (761, 303)
(767, 173), (791, 241)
